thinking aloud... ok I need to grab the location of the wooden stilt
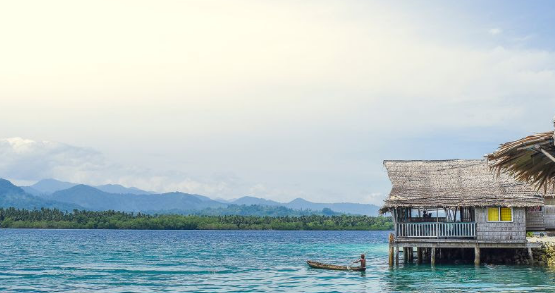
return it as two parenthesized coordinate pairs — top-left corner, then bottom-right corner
(389, 244), (394, 267)
(409, 247), (414, 263)
(439, 248), (442, 263)
(417, 247), (422, 264)
(388, 233), (394, 267)
(431, 247), (436, 266)
(395, 246), (400, 266)
(528, 247), (534, 265)
(474, 246), (480, 266)
(403, 247), (408, 263)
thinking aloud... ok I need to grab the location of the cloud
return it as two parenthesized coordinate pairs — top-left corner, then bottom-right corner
(0, 137), (109, 183)
(361, 192), (385, 206)
(489, 28), (502, 35)
(1, 2), (555, 204)
(0, 137), (309, 202)
(0, 137), (241, 197)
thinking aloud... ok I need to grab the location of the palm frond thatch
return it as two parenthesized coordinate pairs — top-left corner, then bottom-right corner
(380, 160), (545, 214)
(486, 131), (555, 193)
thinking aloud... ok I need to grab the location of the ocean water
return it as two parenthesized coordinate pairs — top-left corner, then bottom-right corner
(1, 229), (555, 293)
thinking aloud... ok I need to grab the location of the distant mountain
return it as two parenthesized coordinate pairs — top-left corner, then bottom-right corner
(95, 184), (153, 195)
(27, 179), (77, 195)
(194, 204), (341, 217)
(20, 186), (44, 196)
(230, 196), (379, 216)
(47, 185), (226, 212)
(23, 179), (153, 196)
(231, 196), (281, 206)
(285, 198), (379, 216)
(0, 179), (29, 196)
(0, 179), (82, 210)
(47, 185), (123, 211)
(13, 179), (379, 216)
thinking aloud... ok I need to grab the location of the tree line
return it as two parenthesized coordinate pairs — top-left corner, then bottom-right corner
(0, 208), (393, 230)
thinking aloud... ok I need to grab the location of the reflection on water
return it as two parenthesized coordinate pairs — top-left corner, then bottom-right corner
(0, 229), (554, 292)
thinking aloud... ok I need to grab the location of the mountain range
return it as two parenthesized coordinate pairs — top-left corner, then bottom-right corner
(231, 196), (380, 216)
(44, 185), (226, 212)
(0, 178), (380, 216)
(22, 179), (153, 196)
(0, 179), (82, 211)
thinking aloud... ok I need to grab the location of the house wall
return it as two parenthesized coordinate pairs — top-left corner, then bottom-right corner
(526, 207), (545, 231)
(544, 206), (555, 230)
(476, 207), (526, 241)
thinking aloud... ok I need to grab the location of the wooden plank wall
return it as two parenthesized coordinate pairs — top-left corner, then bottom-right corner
(526, 207), (546, 231)
(475, 208), (526, 241)
(544, 205), (555, 230)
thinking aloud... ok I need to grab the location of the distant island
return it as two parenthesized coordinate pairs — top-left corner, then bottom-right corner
(0, 178), (381, 217)
(0, 208), (393, 230)
(0, 178), (392, 230)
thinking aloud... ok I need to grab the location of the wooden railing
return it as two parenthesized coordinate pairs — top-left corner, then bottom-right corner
(396, 222), (476, 238)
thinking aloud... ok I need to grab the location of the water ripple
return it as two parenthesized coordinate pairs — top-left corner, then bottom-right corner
(1, 229), (555, 292)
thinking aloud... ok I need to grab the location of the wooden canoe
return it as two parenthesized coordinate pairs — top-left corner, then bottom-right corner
(306, 260), (366, 271)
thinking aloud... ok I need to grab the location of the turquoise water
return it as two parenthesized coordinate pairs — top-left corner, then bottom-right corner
(1, 230), (555, 292)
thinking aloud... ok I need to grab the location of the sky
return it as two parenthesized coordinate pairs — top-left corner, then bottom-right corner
(1, 0), (555, 205)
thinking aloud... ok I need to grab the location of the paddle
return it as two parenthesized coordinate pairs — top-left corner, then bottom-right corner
(347, 259), (360, 270)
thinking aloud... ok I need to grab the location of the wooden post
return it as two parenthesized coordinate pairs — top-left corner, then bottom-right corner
(439, 248), (442, 262)
(389, 244), (394, 267)
(395, 245), (400, 266)
(393, 209), (397, 236)
(474, 246), (480, 266)
(409, 247), (414, 263)
(528, 247), (534, 265)
(388, 233), (394, 267)
(403, 247), (408, 263)
(417, 247), (422, 264)
(431, 247), (436, 266)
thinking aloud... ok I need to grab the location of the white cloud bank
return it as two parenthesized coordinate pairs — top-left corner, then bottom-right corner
(0, 138), (108, 184)
(0, 1), (555, 205)
(0, 137), (240, 197)
(0, 137), (374, 203)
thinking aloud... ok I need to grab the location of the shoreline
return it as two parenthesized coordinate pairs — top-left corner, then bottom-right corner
(0, 227), (392, 231)
(0, 208), (393, 231)
(0, 227), (393, 232)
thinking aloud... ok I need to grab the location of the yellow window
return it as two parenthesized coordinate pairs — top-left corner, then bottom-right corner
(487, 207), (499, 221)
(500, 208), (512, 221)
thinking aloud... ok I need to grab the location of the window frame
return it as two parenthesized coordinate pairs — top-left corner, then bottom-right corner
(486, 207), (513, 223)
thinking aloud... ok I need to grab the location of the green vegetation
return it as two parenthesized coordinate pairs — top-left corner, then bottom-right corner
(0, 208), (393, 230)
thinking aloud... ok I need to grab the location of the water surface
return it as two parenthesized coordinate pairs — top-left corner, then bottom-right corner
(1, 229), (554, 292)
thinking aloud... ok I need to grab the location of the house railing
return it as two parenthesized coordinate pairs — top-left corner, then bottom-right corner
(396, 222), (476, 238)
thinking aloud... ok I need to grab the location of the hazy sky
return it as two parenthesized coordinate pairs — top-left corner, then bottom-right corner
(1, 0), (555, 204)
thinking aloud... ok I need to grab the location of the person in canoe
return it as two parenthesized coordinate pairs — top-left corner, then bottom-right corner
(352, 254), (366, 269)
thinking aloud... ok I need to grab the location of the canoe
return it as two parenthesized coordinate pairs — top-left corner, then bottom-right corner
(306, 260), (366, 271)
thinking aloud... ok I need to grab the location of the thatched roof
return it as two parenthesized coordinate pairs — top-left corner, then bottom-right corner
(380, 159), (544, 213)
(487, 131), (555, 193)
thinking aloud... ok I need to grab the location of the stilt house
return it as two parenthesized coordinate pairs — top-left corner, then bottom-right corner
(381, 159), (544, 265)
